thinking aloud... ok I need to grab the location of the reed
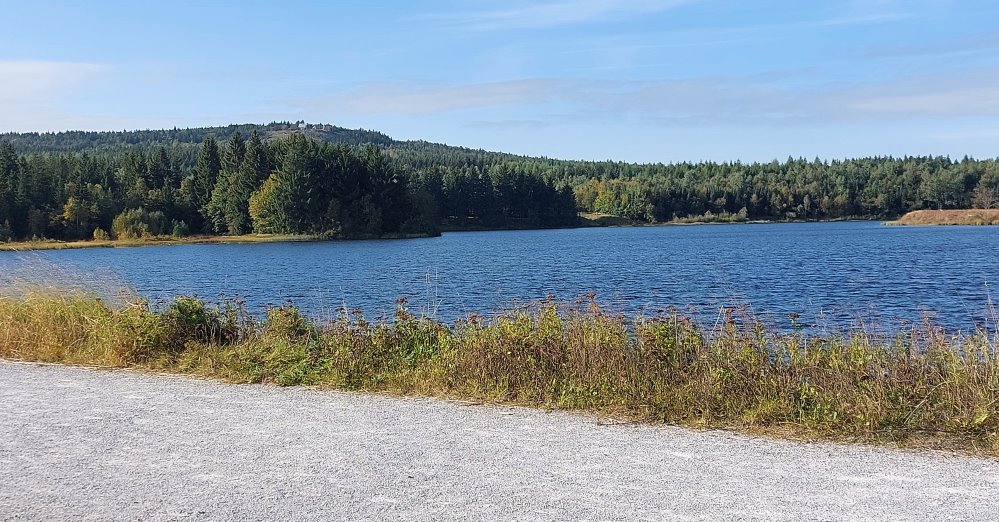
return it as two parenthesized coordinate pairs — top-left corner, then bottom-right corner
(1, 291), (996, 454)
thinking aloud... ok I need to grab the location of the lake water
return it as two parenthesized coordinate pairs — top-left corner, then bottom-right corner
(2, 222), (998, 331)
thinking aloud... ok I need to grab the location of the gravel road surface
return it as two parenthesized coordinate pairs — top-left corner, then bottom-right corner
(1, 360), (997, 521)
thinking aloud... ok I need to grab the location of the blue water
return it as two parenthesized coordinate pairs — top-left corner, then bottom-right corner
(2, 222), (998, 331)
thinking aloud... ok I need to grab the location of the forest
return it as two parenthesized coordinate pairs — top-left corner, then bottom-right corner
(1, 121), (997, 242)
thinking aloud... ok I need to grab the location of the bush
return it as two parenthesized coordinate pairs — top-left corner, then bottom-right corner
(111, 208), (167, 239)
(160, 297), (245, 351)
(263, 305), (314, 340)
(92, 228), (109, 241)
(171, 220), (190, 238)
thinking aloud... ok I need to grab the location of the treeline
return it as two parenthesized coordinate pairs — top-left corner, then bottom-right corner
(393, 141), (999, 221)
(0, 121), (392, 154)
(411, 165), (578, 229)
(568, 156), (999, 221)
(0, 133), (434, 241)
(0, 130), (578, 242)
(2, 123), (998, 242)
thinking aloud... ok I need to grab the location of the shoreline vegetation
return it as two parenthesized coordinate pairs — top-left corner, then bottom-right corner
(0, 215), (877, 251)
(3, 207), (995, 251)
(888, 209), (999, 226)
(1, 290), (996, 456)
(0, 231), (439, 252)
(2, 122), (999, 246)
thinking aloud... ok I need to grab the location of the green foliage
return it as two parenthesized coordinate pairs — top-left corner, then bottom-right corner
(158, 296), (245, 352)
(111, 207), (168, 239)
(206, 132), (257, 234)
(2, 294), (997, 453)
(263, 305), (315, 340)
(248, 136), (422, 237)
(247, 174), (288, 233)
(170, 220), (190, 237)
(193, 135), (221, 214)
(1, 126), (998, 241)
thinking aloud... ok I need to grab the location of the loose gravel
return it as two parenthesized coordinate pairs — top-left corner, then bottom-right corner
(1, 360), (997, 521)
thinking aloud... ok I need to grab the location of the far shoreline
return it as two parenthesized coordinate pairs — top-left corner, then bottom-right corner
(0, 216), (892, 252)
(0, 232), (439, 252)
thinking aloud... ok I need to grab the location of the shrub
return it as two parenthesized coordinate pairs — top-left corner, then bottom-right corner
(111, 208), (167, 239)
(263, 305), (314, 340)
(171, 220), (190, 238)
(159, 296), (245, 351)
(92, 228), (110, 241)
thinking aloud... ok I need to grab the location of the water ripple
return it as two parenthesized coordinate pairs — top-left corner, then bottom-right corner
(1, 222), (997, 331)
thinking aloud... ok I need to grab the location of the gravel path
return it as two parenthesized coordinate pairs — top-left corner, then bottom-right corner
(1, 361), (997, 521)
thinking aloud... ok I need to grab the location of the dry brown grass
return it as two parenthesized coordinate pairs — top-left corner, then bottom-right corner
(888, 209), (999, 226)
(1, 291), (997, 456)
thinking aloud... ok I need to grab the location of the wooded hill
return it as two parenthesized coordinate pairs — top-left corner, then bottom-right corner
(1, 121), (997, 242)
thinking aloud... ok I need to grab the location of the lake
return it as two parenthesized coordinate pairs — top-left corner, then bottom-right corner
(1, 221), (997, 331)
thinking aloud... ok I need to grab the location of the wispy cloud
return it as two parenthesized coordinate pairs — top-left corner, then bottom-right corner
(466, 119), (555, 130)
(313, 79), (578, 114)
(430, 0), (694, 30)
(858, 31), (999, 59)
(846, 80), (999, 117)
(309, 67), (999, 126)
(549, 10), (914, 64)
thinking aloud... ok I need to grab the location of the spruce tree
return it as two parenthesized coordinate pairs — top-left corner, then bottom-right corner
(193, 135), (222, 222)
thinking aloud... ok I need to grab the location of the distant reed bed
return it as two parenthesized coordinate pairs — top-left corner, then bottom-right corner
(1, 281), (997, 454)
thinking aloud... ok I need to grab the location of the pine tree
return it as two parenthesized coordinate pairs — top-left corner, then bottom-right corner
(0, 141), (17, 230)
(222, 132), (246, 178)
(147, 147), (172, 188)
(193, 135), (222, 224)
(224, 131), (271, 234)
(205, 133), (251, 234)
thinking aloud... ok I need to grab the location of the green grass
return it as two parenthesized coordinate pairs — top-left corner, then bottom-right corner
(2, 291), (997, 455)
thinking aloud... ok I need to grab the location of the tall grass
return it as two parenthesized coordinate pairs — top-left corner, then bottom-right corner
(1, 290), (997, 454)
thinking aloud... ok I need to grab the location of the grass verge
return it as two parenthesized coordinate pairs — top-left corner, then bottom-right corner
(1, 291), (997, 455)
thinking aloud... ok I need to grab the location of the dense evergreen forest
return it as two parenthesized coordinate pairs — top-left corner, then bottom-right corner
(1, 121), (997, 242)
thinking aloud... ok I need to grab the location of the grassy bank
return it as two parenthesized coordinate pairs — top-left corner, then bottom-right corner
(0, 231), (441, 251)
(888, 209), (999, 226)
(0, 234), (321, 251)
(1, 291), (997, 455)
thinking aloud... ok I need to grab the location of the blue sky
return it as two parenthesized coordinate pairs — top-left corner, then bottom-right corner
(2, 0), (998, 162)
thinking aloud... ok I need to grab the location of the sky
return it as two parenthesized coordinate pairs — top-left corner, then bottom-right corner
(2, 0), (998, 163)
